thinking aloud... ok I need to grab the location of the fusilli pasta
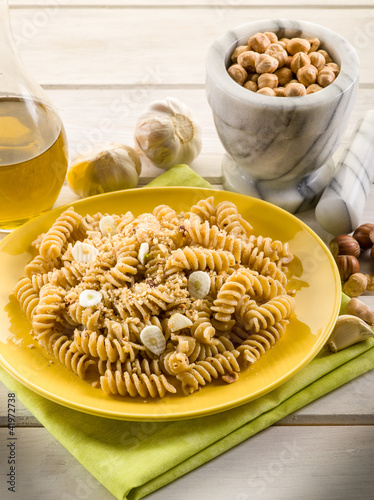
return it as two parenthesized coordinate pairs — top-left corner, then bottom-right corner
(13, 197), (296, 398)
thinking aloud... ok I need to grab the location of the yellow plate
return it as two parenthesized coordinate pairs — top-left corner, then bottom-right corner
(0, 187), (341, 421)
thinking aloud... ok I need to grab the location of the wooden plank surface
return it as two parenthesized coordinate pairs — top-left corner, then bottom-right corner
(15, 87), (374, 174)
(7, 7), (374, 86)
(0, 426), (373, 500)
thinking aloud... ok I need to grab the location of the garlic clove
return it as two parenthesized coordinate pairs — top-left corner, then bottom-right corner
(138, 242), (150, 265)
(99, 215), (117, 237)
(327, 314), (374, 352)
(346, 297), (374, 325)
(79, 289), (103, 307)
(188, 271), (211, 299)
(140, 325), (166, 356)
(167, 313), (193, 332)
(72, 241), (99, 263)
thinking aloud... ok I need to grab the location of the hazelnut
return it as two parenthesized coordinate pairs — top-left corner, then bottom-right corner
(273, 86), (286, 97)
(326, 62), (340, 77)
(255, 54), (279, 74)
(307, 37), (321, 52)
(237, 51), (259, 72)
(257, 87), (276, 96)
(228, 64), (247, 85)
(335, 255), (360, 282)
(250, 73), (259, 83)
(231, 45), (249, 63)
(287, 37), (311, 55)
(284, 82), (306, 97)
(263, 31), (278, 44)
(297, 64), (318, 86)
(278, 40), (287, 50)
(265, 43), (288, 67)
(309, 52), (326, 70)
(317, 66), (335, 87)
(329, 234), (361, 258)
(275, 67), (293, 86)
(370, 245), (374, 261)
(317, 49), (332, 63)
(306, 83), (323, 94)
(284, 55), (293, 69)
(257, 72), (278, 89)
(342, 273), (368, 298)
(244, 80), (258, 92)
(353, 223), (374, 249)
(290, 52), (311, 74)
(248, 33), (271, 53)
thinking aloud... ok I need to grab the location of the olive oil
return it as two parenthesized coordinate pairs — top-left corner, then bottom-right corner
(0, 97), (68, 231)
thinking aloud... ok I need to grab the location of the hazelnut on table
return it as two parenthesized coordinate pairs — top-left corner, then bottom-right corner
(352, 223), (374, 249)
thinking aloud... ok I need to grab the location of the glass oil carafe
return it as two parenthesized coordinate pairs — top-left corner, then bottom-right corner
(0, 0), (68, 231)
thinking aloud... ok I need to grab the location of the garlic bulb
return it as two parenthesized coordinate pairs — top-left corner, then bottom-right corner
(134, 97), (202, 170)
(67, 143), (141, 198)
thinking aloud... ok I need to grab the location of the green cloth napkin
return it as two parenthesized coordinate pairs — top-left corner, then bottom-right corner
(1, 164), (374, 500)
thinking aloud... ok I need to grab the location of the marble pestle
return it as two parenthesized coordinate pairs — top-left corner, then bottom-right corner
(315, 110), (374, 235)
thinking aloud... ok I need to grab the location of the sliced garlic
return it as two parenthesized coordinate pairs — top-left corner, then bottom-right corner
(327, 314), (374, 352)
(188, 271), (211, 299)
(138, 242), (150, 265)
(79, 289), (103, 307)
(140, 325), (166, 356)
(72, 241), (99, 263)
(99, 216), (117, 237)
(168, 313), (193, 332)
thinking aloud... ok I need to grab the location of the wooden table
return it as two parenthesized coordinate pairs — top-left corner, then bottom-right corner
(1, 1), (374, 499)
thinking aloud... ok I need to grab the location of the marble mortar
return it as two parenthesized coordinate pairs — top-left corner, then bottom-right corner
(206, 19), (360, 213)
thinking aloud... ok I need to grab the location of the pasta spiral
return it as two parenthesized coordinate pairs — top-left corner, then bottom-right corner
(236, 294), (295, 332)
(100, 369), (176, 398)
(39, 207), (83, 260)
(14, 197), (296, 399)
(176, 350), (240, 395)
